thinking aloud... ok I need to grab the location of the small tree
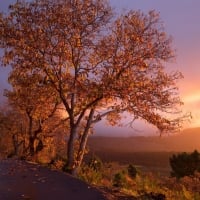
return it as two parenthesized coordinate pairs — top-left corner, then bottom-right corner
(0, 107), (16, 157)
(88, 156), (103, 172)
(128, 164), (137, 179)
(0, 0), (188, 174)
(113, 171), (127, 188)
(5, 71), (61, 158)
(170, 150), (200, 178)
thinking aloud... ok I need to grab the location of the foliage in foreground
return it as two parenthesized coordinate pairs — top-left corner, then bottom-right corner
(77, 160), (200, 200)
(170, 150), (200, 178)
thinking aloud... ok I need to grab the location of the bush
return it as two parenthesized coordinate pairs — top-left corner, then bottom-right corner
(78, 156), (103, 185)
(113, 171), (127, 187)
(127, 164), (137, 179)
(88, 156), (103, 172)
(78, 163), (103, 185)
(170, 150), (200, 178)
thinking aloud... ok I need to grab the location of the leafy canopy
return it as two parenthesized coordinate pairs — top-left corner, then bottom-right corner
(0, 0), (186, 133)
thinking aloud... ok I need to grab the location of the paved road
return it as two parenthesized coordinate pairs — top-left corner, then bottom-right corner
(0, 159), (107, 200)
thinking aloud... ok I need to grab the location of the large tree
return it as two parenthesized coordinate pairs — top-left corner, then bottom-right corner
(0, 0), (187, 174)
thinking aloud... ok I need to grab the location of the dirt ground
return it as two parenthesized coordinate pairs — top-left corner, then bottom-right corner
(0, 159), (107, 200)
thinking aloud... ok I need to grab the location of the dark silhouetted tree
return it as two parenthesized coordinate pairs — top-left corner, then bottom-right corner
(170, 150), (200, 178)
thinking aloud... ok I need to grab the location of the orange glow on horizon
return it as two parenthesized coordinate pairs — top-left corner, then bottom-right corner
(183, 93), (200, 103)
(181, 92), (200, 128)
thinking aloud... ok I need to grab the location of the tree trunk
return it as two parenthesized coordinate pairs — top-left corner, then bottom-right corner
(29, 136), (35, 157)
(66, 109), (94, 175)
(76, 109), (94, 168)
(76, 129), (90, 168)
(66, 126), (78, 175)
(27, 116), (44, 157)
(12, 134), (25, 157)
(12, 134), (19, 156)
(27, 114), (35, 157)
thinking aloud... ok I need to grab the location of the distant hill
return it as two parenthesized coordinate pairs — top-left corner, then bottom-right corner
(88, 127), (200, 152)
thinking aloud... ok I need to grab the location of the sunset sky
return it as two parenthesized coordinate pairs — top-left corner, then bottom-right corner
(0, 0), (200, 136)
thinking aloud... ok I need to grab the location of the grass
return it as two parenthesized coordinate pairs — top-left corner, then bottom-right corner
(77, 154), (200, 200)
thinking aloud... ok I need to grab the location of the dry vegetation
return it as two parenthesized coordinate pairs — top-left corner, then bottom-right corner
(78, 157), (200, 200)
(48, 150), (200, 200)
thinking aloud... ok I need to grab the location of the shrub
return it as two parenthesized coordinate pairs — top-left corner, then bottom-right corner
(78, 163), (103, 185)
(113, 171), (127, 187)
(127, 164), (137, 179)
(78, 156), (103, 185)
(49, 156), (66, 170)
(170, 150), (200, 178)
(88, 156), (103, 172)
